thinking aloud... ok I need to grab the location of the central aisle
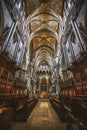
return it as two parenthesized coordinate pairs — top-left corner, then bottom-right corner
(27, 100), (66, 130)
(11, 100), (67, 130)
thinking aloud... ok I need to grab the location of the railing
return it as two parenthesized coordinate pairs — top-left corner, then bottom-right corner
(14, 97), (38, 122)
(50, 96), (87, 130)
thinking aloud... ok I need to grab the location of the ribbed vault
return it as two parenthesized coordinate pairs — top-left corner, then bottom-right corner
(25, 0), (63, 73)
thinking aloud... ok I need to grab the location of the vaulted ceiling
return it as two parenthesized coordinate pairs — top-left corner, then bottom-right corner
(25, 0), (63, 72)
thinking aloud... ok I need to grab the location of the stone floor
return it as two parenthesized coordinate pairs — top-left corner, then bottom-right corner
(10, 100), (79, 130)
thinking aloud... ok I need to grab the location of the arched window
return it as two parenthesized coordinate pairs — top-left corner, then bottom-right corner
(0, 2), (4, 35)
(13, 33), (18, 43)
(64, 1), (68, 10)
(71, 32), (76, 43)
(85, 8), (87, 30)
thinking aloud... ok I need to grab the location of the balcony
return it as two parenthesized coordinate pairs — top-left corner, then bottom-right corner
(14, 78), (26, 89)
(60, 78), (75, 90)
(67, 53), (87, 74)
(0, 40), (21, 73)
